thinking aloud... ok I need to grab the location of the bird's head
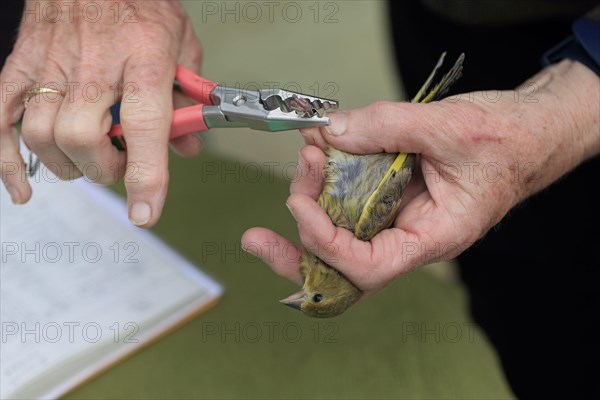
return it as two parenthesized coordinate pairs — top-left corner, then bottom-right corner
(280, 252), (362, 318)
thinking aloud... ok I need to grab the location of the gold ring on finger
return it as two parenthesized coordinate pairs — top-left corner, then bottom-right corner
(23, 87), (65, 109)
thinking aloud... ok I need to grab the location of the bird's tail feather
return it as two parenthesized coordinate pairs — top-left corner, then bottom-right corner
(411, 52), (465, 104)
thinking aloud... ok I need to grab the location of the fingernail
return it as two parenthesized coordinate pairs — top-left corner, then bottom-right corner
(241, 242), (257, 255)
(6, 185), (22, 204)
(299, 130), (316, 145)
(285, 202), (296, 218)
(325, 112), (347, 136)
(130, 202), (151, 226)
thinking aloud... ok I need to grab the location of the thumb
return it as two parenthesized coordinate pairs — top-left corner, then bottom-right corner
(301, 100), (452, 155)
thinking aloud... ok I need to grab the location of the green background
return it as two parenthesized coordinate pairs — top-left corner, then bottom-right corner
(69, 1), (512, 398)
(68, 153), (512, 399)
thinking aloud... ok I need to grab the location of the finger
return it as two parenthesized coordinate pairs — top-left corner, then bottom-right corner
(301, 101), (456, 155)
(0, 60), (33, 203)
(299, 125), (329, 150)
(169, 133), (203, 157)
(120, 55), (176, 227)
(241, 227), (304, 285)
(285, 194), (381, 284)
(177, 20), (203, 73)
(290, 145), (327, 199)
(169, 91), (202, 157)
(54, 72), (126, 184)
(287, 192), (450, 289)
(396, 155), (427, 212)
(0, 126), (29, 204)
(21, 76), (82, 181)
(171, 27), (203, 158)
(173, 90), (198, 109)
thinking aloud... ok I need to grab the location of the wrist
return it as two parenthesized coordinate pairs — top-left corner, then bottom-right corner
(513, 59), (599, 202)
(540, 59), (600, 162)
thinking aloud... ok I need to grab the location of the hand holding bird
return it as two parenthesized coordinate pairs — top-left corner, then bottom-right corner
(243, 56), (599, 317)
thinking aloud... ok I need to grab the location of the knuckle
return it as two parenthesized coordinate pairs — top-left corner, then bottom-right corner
(120, 106), (167, 137)
(124, 160), (168, 194)
(21, 123), (54, 149)
(367, 101), (397, 132)
(54, 121), (103, 151)
(128, 57), (173, 89)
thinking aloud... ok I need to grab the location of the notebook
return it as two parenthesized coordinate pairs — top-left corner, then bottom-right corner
(0, 170), (222, 399)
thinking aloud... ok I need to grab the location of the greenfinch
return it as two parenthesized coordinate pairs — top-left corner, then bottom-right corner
(281, 53), (465, 317)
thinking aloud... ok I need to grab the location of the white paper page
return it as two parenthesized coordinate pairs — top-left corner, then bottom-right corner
(0, 170), (222, 399)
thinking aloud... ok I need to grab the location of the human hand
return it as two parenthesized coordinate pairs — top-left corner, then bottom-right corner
(242, 59), (599, 299)
(0, 0), (202, 226)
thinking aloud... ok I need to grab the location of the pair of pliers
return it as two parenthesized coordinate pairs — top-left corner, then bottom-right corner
(108, 66), (339, 150)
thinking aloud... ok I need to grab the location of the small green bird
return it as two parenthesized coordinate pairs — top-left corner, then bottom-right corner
(281, 53), (465, 318)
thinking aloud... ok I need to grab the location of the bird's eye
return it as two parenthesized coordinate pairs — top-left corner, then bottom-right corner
(312, 293), (323, 303)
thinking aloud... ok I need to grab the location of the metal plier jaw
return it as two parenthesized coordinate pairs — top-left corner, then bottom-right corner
(206, 86), (338, 131)
(108, 66), (339, 150)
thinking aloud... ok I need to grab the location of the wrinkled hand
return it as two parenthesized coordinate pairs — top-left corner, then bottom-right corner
(242, 59), (599, 297)
(1, 0), (202, 226)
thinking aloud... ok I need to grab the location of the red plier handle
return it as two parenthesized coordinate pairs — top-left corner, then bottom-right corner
(108, 66), (219, 150)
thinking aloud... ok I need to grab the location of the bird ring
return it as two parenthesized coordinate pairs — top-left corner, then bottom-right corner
(23, 87), (65, 109)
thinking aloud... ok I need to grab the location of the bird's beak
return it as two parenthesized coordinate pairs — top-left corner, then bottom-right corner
(280, 290), (306, 311)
